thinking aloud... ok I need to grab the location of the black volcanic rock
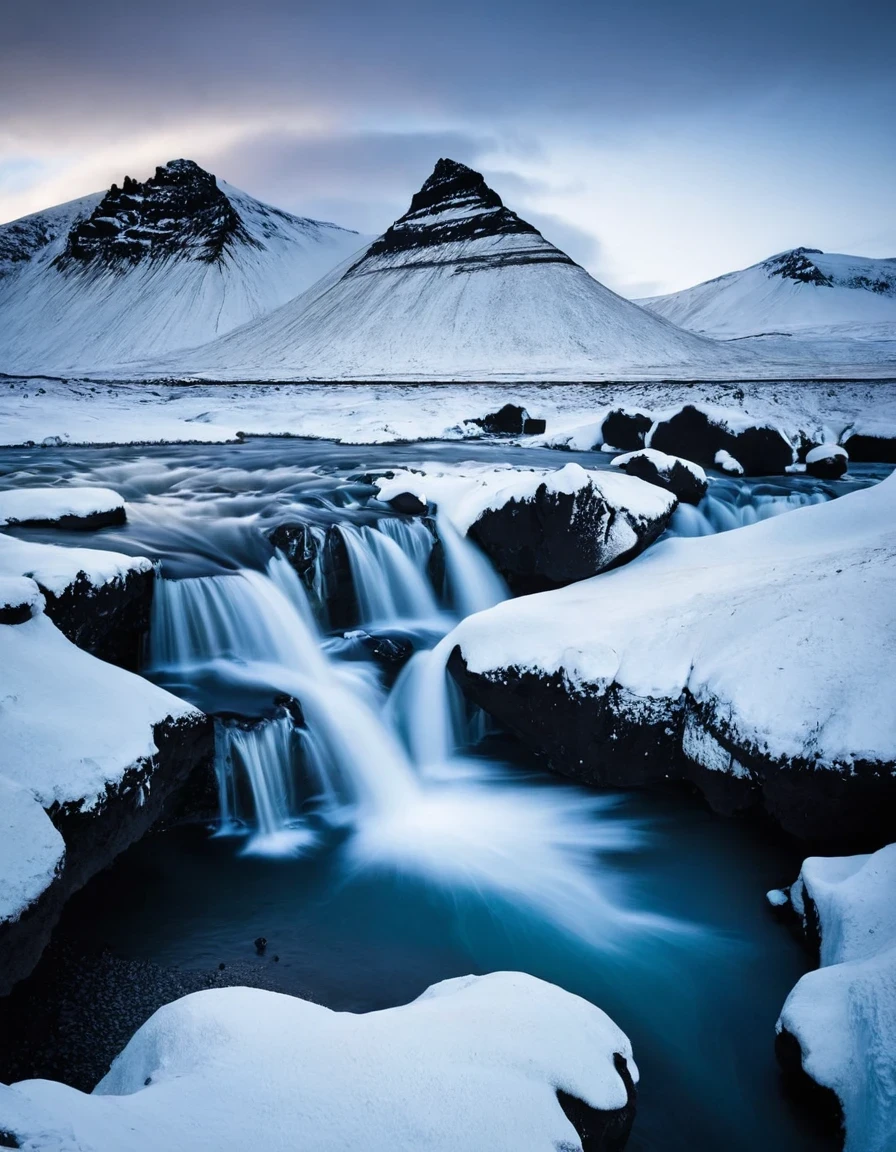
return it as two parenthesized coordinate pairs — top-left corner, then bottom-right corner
(467, 476), (675, 595)
(355, 158), (574, 270)
(840, 430), (896, 463)
(39, 568), (154, 673)
(56, 159), (255, 268)
(649, 405), (794, 475)
(472, 404), (546, 436)
(615, 450), (707, 505)
(764, 248), (832, 287)
(600, 409), (653, 451)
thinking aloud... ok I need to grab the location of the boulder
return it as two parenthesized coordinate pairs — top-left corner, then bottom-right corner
(805, 445), (848, 480)
(611, 448), (707, 505)
(840, 430), (896, 464)
(600, 408), (653, 452)
(387, 491), (429, 516)
(471, 403), (546, 436)
(648, 404), (794, 475)
(466, 464), (676, 594)
(449, 473), (896, 847)
(0, 486), (126, 531)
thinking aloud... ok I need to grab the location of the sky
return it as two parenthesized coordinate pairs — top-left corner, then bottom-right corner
(2, 0), (894, 296)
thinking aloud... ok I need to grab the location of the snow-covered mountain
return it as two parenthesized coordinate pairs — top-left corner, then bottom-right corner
(144, 159), (749, 381)
(640, 248), (896, 340)
(0, 160), (366, 375)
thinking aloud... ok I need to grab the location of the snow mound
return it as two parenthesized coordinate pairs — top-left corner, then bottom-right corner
(777, 844), (896, 1152)
(0, 607), (197, 811)
(641, 247), (896, 340)
(0, 160), (366, 376)
(0, 486), (125, 528)
(6, 972), (637, 1152)
(137, 158), (750, 382)
(376, 461), (672, 536)
(454, 470), (896, 774)
(805, 444), (847, 464)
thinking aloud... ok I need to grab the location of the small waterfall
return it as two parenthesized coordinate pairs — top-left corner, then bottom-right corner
(436, 513), (508, 617)
(668, 480), (831, 537)
(338, 521), (442, 626)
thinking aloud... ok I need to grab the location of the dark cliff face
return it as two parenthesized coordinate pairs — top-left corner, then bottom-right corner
(355, 158), (574, 271)
(55, 159), (255, 269)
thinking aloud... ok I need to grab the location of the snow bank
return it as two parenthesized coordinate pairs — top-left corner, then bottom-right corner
(0, 534), (151, 597)
(5, 972), (637, 1152)
(375, 461), (672, 536)
(0, 775), (65, 924)
(777, 845), (896, 1152)
(453, 470), (896, 771)
(0, 608), (197, 811)
(0, 486), (125, 528)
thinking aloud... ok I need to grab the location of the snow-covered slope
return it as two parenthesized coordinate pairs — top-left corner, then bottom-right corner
(640, 248), (896, 339)
(0, 160), (365, 375)
(145, 158), (750, 382)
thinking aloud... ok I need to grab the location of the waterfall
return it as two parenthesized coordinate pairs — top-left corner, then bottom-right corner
(337, 521), (442, 626)
(436, 512), (508, 617)
(667, 480), (831, 538)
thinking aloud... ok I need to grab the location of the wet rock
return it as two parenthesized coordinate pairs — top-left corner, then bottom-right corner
(612, 449), (707, 505)
(600, 408), (652, 451)
(387, 491), (429, 516)
(467, 473), (675, 595)
(805, 445), (848, 479)
(840, 431), (896, 463)
(649, 404), (794, 475)
(41, 567), (154, 672)
(558, 1052), (638, 1152)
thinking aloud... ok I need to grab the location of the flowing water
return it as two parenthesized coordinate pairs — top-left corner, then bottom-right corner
(1, 438), (883, 1150)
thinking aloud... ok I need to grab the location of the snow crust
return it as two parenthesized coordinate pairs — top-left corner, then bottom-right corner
(375, 461), (673, 535)
(0, 486), (124, 527)
(6, 971), (636, 1152)
(0, 608), (197, 811)
(453, 471), (896, 768)
(611, 448), (707, 483)
(0, 183), (366, 375)
(0, 534), (151, 597)
(778, 844), (896, 1152)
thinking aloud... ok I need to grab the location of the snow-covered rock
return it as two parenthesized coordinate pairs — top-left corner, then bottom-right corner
(137, 158), (750, 382)
(714, 449), (744, 475)
(2, 971), (638, 1152)
(0, 598), (213, 993)
(0, 159), (365, 376)
(841, 416), (896, 463)
(469, 403), (546, 436)
(611, 448), (707, 505)
(449, 471), (896, 843)
(0, 486), (125, 529)
(805, 444), (848, 479)
(640, 247), (896, 341)
(647, 404), (794, 475)
(600, 409), (654, 452)
(376, 462), (675, 594)
(0, 534), (154, 667)
(774, 845), (896, 1152)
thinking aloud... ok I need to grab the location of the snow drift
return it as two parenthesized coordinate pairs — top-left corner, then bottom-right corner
(0, 159), (365, 375)
(3, 972), (638, 1152)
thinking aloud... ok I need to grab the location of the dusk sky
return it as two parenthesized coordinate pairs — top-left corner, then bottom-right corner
(3, 0), (894, 296)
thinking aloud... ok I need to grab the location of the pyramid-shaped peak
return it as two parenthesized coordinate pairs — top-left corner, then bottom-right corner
(56, 158), (249, 269)
(361, 157), (549, 262)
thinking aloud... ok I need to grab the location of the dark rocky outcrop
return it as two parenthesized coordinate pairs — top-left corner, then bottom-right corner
(0, 713), (214, 998)
(649, 405), (794, 476)
(467, 478), (674, 595)
(55, 159), (254, 269)
(40, 567), (154, 671)
(805, 449), (848, 480)
(471, 404), (546, 436)
(600, 409), (653, 451)
(615, 451), (707, 505)
(764, 248), (832, 287)
(558, 1052), (638, 1152)
(840, 431), (896, 463)
(448, 652), (896, 849)
(387, 491), (429, 516)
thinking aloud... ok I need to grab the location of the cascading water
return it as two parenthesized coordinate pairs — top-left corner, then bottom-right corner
(668, 477), (831, 537)
(337, 519), (442, 626)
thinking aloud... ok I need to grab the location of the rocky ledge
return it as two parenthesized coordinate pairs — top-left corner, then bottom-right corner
(448, 472), (896, 847)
